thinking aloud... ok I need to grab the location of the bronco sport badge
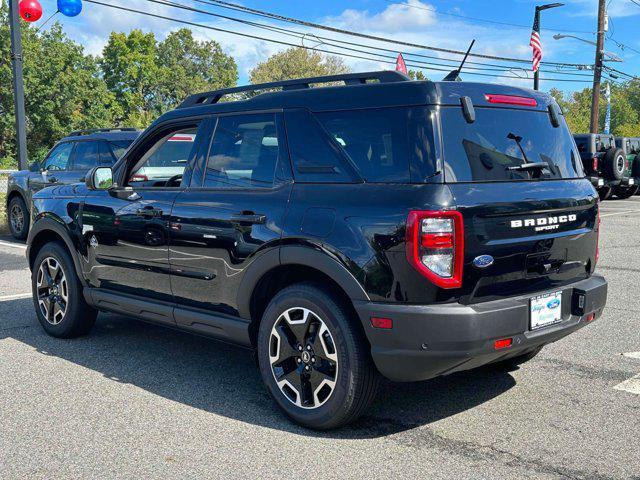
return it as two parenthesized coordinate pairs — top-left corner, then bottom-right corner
(510, 214), (577, 232)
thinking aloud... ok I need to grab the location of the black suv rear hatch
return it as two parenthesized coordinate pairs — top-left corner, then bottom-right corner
(438, 87), (598, 303)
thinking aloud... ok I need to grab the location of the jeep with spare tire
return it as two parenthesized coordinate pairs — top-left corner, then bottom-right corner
(573, 133), (633, 200)
(614, 136), (640, 198)
(26, 72), (608, 429)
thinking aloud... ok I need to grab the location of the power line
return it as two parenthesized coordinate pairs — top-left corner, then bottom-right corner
(192, 0), (590, 68)
(83, 0), (598, 83)
(381, 0), (595, 35)
(140, 0), (594, 78)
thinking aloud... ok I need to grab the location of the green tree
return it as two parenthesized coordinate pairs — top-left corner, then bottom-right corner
(1, 4), (120, 165)
(156, 29), (237, 110)
(408, 70), (428, 80)
(100, 30), (159, 128)
(249, 47), (349, 84)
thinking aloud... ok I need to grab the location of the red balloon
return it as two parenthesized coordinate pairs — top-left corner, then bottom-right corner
(19, 0), (43, 22)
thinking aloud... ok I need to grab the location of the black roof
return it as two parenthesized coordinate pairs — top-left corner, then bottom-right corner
(154, 70), (557, 126)
(62, 128), (141, 143)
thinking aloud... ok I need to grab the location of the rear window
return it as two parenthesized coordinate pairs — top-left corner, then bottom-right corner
(441, 106), (584, 182)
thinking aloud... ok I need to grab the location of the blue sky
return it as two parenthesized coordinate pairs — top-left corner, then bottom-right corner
(35, 0), (640, 93)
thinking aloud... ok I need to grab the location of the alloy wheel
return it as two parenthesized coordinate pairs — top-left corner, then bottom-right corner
(269, 307), (338, 409)
(10, 204), (24, 234)
(36, 257), (69, 325)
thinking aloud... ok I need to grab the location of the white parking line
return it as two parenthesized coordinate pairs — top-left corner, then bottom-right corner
(601, 209), (640, 218)
(614, 352), (640, 396)
(0, 240), (26, 250)
(0, 293), (32, 302)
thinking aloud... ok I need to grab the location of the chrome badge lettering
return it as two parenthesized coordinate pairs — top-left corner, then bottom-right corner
(510, 214), (577, 232)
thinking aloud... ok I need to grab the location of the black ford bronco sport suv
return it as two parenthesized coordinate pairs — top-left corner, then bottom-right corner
(573, 133), (633, 200)
(27, 72), (607, 429)
(6, 128), (139, 240)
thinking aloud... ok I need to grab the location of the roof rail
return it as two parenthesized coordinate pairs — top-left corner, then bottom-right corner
(178, 70), (410, 109)
(67, 127), (139, 136)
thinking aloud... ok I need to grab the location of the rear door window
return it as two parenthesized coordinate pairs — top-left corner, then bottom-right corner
(441, 106), (584, 182)
(71, 141), (100, 170)
(203, 113), (287, 189)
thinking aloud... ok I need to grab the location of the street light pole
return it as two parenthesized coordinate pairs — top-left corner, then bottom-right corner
(590, 0), (606, 134)
(533, 3), (564, 91)
(8, 0), (28, 170)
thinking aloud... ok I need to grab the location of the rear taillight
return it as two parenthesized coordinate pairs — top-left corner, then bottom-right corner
(593, 157), (598, 172)
(406, 210), (464, 289)
(485, 94), (537, 107)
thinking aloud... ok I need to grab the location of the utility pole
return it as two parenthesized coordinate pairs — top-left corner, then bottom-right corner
(589, 0), (606, 134)
(8, 0), (28, 170)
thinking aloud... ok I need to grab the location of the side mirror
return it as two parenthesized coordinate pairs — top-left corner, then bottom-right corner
(86, 166), (114, 190)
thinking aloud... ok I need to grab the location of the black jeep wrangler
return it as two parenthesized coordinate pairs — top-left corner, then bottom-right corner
(27, 72), (607, 429)
(573, 133), (633, 200)
(615, 136), (640, 197)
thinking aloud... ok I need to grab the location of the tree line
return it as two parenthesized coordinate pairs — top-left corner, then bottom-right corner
(2, 0), (640, 168)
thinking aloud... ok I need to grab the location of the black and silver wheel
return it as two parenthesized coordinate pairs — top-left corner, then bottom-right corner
(36, 257), (69, 325)
(268, 307), (339, 409)
(258, 283), (379, 430)
(8, 196), (29, 240)
(32, 242), (97, 338)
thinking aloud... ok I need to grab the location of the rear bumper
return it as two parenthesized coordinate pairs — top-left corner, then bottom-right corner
(355, 275), (607, 382)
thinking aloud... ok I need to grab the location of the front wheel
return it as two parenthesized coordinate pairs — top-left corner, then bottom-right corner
(257, 283), (379, 430)
(32, 242), (97, 338)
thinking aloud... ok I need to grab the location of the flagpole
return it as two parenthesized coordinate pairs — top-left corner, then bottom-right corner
(533, 7), (541, 90)
(532, 3), (564, 91)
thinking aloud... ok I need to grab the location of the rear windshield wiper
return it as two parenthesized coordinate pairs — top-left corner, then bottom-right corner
(506, 162), (549, 172)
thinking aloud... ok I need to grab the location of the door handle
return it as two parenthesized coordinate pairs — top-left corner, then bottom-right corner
(136, 207), (163, 218)
(230, 213), (266, 224)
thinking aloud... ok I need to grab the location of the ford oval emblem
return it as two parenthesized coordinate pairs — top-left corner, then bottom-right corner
(547, 298), (561, 309)
(473, 255), (494, 269)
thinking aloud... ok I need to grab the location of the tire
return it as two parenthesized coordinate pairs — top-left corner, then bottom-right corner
(598, 186), (612, 201)
(613, 185), (639, 199)
(31, 241), (97, 338)
(491, 346), (543, 369)
(8, 195), (29, 240)
(257, 282), (379, 430)
(602, 148), (626, 181)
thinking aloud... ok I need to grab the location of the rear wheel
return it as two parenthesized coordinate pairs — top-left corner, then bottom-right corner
(8, 196), (29, 240)
(32, 242), (97, 338)
(257, 283), (379, 429)
(598, 186), (612, 201)
(614, 185), (639, 199)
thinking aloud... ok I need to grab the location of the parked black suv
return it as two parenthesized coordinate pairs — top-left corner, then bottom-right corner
(5, 128), (139, 239)
(614, 136), (640, 197)
(573, 133), (633, 200)
(27, 72), (607, 429)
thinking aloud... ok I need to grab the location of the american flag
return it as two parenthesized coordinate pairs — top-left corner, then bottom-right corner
(530, 14), (542, 72)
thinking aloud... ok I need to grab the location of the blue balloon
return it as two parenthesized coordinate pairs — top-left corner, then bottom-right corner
(57, 0), (82, 17)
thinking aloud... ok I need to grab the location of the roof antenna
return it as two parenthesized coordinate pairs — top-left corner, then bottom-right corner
(443, 39), (475, 82)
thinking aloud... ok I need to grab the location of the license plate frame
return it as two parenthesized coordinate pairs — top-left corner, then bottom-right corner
(530, 291), (563, 331)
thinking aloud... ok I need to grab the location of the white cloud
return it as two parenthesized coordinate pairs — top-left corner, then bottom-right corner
(326, 0), (437, 33)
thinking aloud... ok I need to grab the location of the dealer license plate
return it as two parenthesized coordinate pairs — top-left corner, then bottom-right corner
(530, 291), (562, 330)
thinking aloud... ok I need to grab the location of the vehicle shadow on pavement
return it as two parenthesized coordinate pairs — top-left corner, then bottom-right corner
(1, 301), (516, 439)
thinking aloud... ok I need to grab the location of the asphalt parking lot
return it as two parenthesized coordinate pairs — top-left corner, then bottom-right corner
(1, 198), (639, 479)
